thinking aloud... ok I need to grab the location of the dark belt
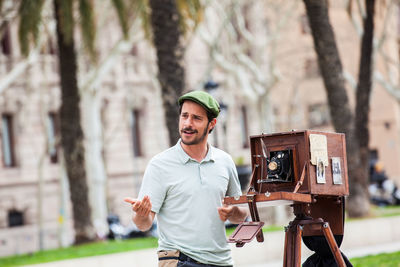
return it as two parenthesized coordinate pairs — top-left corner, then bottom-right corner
(178, 252), (233, 267)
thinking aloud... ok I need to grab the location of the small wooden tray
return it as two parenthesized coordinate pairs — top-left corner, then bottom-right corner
(227, 221), (264, 246)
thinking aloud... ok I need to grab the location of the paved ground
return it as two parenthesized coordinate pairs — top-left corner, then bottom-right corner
(23, 216), (400, 267)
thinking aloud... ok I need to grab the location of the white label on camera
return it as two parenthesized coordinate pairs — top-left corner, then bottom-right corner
(331, 157), (342, 185)
(316, 157), (326, 184)
(309, 134), (328, 166)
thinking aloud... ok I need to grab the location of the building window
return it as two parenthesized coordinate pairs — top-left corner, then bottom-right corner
(131, 109), (143, 157)
(47, 112), (59, 163)
(1, 24), (12, 55)
(1, 114), (16, 167)
(8, 209), (24, 227)
(240, 106), (249, 148)
(307, 103), (330, 128)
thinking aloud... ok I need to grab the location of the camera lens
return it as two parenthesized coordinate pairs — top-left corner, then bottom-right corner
(266, 150), (292, 182)
(268, 161), (278, 171)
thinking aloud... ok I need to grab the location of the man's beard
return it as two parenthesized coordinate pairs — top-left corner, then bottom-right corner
(180, 123), (209, 146)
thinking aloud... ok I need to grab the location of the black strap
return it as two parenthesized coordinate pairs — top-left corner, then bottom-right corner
(178, 252), (196, 262)
(178, 252), (233, 267)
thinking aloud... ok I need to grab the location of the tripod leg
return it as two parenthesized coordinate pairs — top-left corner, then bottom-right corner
(294, 224), (303, 267)
(283, 226), (289, 267)
(283, 222), (301, 267)
(322, 222), (346, 267)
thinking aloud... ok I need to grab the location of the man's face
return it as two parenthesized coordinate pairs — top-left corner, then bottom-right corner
(179, 101), (215, 146)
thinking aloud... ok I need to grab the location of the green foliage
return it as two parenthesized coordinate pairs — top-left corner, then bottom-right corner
(17, 0), (203, 60)
(176, 0), (203, 34)
(18, 0), (45, 56)
(78, 0), (97, 62)
(111, 0), (129, 38)
(55, 0), (74, 45)
(113, 0), (203, 43)
(112, 0), (151, 39)
(18, 0), (99, 63)
(136, 0), (151, 39)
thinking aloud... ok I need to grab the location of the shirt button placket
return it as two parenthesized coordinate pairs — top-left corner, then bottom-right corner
(198, 164), (203, 184)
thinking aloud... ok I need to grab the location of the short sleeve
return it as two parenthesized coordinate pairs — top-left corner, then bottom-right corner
(137, 159), (167, 213)
(225, 157), (242, 197)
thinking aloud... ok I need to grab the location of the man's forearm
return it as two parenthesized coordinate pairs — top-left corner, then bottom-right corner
(133, 211), (155, 231)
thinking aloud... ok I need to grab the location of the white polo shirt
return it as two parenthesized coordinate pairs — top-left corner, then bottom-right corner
(138, 140), (242, 266)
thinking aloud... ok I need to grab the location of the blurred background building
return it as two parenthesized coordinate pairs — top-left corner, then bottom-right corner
(0, 0), (399, 257)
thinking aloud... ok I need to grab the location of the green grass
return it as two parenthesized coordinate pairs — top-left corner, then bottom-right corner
(2, 206), (400, 266)
(0, 225), (281, 266)
(225, 223), (284, 237)
(0, 237), (158, 267)
(2, 230), (400, 267)
(351, 251), (400, 267)
(370, 205), (400, 218)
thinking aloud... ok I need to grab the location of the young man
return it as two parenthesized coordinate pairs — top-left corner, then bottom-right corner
(125, 91), (248, 267)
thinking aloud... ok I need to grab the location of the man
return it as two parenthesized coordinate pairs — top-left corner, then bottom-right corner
(125, 90), (248, 267)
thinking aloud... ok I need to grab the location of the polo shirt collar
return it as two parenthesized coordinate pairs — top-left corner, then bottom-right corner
(176, 139), (215, 164)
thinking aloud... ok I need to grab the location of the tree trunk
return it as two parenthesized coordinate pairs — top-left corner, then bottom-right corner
(82, 90), (108, 238)
(352, 0), (375, 216)
(303, 0), (370, 217)
(149, 0), (185, 146)
(54, 0), (96, 244)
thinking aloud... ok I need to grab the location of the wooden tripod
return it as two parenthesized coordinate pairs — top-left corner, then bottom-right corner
(283, 214), (346, 267)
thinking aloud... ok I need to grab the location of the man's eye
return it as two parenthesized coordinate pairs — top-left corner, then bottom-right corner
(191, 115), (201, 120)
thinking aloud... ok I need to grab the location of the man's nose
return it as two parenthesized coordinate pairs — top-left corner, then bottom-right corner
(183, 117), (193, 126)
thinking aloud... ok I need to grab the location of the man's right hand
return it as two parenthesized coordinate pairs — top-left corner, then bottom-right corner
(124, 195), (155, 231)
(124, 195), (152, 217)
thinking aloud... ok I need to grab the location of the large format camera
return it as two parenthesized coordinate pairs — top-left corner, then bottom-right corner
(245, 130), (349, 196)
(224, 130), (350, 266)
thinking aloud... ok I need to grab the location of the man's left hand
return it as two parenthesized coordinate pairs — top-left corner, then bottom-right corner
(217, 204), (236, 221)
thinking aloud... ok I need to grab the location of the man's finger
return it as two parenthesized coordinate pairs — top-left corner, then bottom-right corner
(142, 195), (150, 204)
(124, 197), (137, 204)
(133, 200), (141, 209)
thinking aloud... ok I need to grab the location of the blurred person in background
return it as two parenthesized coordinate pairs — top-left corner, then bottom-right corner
(369, 161), (400, 206)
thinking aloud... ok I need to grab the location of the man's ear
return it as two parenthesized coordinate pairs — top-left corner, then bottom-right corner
(209, 118), (217, 131)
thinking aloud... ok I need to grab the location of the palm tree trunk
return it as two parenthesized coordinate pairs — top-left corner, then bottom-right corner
(54, 0), (96, 244)
(355, 0), (375, 178)
(353, 0), (375, 216)
(150, 0), (185, 146)
(303, 0), (370, 217)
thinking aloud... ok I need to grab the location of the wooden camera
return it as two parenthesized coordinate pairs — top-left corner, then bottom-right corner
(249, 130), (348, 196)
(225, 130), (350, 266)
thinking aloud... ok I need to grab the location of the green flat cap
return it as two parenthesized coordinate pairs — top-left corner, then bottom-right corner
(178, 91), (220, 118)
